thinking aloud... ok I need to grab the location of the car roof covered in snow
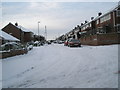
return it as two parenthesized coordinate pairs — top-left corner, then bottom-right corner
(0, 30), (20, 41)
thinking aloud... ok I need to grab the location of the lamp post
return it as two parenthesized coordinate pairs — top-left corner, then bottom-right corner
(38, 21), (40, 36)
(45, 25), (47, 41)
(38, 21), (40, 41)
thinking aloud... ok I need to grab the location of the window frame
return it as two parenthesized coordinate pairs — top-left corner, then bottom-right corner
(100, 14), (111, 23)
(117, 10), (120, 17)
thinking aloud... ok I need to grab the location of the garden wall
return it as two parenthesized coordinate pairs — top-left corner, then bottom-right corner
(0, 49), (28, 59)
(80, 33), (120, 45)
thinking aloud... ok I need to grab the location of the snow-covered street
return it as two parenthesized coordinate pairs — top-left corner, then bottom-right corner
(2, 44), (118, 88)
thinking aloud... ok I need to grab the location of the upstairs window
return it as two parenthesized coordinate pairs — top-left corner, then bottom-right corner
(117, 10), (120, 17)
(97, 20), (99, 24)
(100, 14), (111, 23)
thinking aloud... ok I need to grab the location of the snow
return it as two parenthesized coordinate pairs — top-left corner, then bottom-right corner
(0, 30), (20, 41)
(1, 44), (118, 88)
(0, 60), (2, 90)
(16, 25), (31, 32)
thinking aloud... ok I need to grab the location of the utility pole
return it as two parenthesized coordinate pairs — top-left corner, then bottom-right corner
(38, 21), (40, 36)
(38, 21), (40, 41)
(45, 25), (47, 41)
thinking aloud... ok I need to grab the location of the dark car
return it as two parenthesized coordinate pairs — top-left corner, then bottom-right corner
(47, 41), (51, 44)
(68, 39), (81, 47)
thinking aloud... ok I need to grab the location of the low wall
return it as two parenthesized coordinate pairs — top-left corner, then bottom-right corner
(0, 49), (28, 59)
(80, 33), (120, 46)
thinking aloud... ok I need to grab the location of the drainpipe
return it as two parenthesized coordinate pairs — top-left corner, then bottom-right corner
(113, 11), (116, 32)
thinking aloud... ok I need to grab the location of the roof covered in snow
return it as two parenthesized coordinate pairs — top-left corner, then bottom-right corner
(0, 30), (20, 41)
(93, 4), (120, 21)
(16, 25), (31, 32)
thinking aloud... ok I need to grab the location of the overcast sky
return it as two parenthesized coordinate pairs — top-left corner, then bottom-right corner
(1, 2), (118, 40)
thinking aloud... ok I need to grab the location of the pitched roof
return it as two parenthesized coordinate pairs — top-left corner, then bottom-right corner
(16, 25), (32, 32)
(7, 22), (32, 33)
(93, 4), (120, 21)
(0, 30), (20, 41)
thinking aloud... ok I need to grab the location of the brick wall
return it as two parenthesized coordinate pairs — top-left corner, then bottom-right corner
(80, 33), (120, 45)
(0, 49), (28, 59)
(24, 32), (34, 42)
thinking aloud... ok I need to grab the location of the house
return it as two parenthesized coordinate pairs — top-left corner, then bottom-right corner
(80, 4), (120, 45)
(0, 30), (28, 59)
(33, 34), (45, 42)
(63, 3), (120, 45)
(2, 23), (34, 43)
(94, 5), (120, 34)
(0, 30), (20, 44)
(73, 25), (81, 39)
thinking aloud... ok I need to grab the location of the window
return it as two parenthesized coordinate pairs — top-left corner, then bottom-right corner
(117, 24), (120, 32)
(89, 23), (91, 27)
(117, 10), (120, 17)
(97, 20), (99, 24)
(100, 14), (111, 23)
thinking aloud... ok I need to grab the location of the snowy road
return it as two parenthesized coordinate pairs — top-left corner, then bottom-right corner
(2, 44), (118, 88)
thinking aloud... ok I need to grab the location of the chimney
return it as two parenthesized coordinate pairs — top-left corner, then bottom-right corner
(85, 20), (88, 23)
(81, 23), (84, 26)
(98, 12), (102, 16)
(15, 22), (18, 26)
(91, 17), (94, 20)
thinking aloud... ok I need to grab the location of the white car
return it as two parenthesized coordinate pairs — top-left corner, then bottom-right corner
(27, 45), (33, 51)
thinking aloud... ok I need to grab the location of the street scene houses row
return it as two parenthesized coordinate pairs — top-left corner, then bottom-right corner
(58, 3), (120, 45)
(0, 23), (45, 59)
(1, 22), (45, 44)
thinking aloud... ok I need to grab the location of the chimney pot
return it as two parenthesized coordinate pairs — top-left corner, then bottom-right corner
(98, 12), (102, 16)
(15, 22), (18, 26)
(91, 17), (94, 20)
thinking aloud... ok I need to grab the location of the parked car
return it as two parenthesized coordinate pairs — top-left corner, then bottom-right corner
(68, 39), (81, 47)
(47, 41), (52, 44)
(64, 40), (69, 46)
(53, 40), (57, 44)
(58, 40), (64, 44)
(0, 42), (23, 51)
(27, 45), (33, 51)
(34, 41), (44, 46)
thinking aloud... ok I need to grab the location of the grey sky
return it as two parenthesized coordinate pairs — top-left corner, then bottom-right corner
(1, 2), (118, 39)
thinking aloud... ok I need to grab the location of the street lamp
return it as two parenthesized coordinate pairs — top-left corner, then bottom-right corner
(38, 21), (40, 36)
(38, 21), (40, 41)
(45, 25), (47, 40)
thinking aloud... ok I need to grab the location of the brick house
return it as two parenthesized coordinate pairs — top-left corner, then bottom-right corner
(79, 4), (120, 45)
(2, 23), (34, 43)
(33, 34), (45, 41)
(94, 5), (120, 34)
(59, 3), (120, 45)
